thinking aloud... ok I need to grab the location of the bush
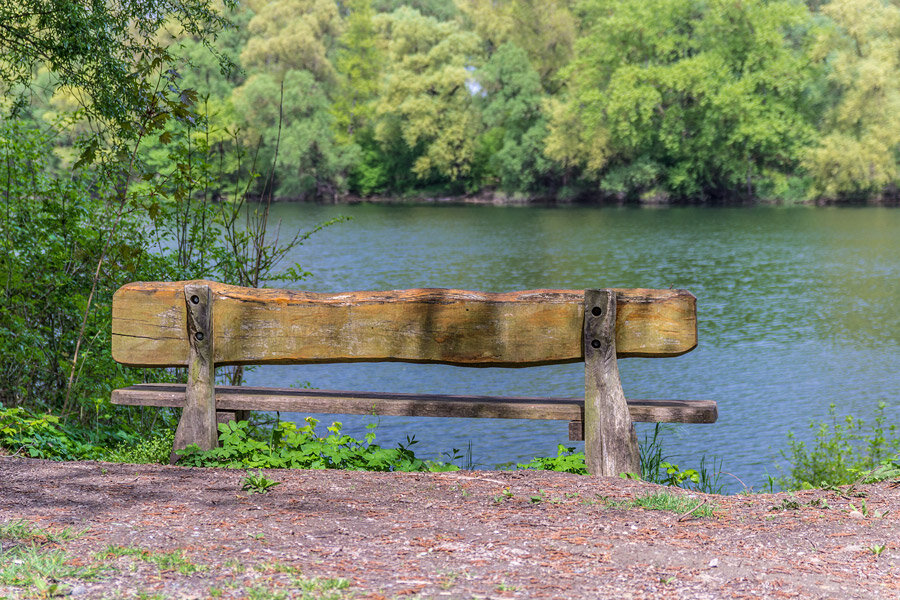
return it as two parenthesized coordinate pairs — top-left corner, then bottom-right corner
(779, 402), (900, 489)
(517, 445), (588, 474)
(176, 417), (459, 472)
(0, 119), (169, 415)
(0, 406), (108, 460)
(105, 429), (176, 464)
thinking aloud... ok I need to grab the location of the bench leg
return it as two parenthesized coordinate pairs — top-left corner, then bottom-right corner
(171, 284), (218, 464)
(583, 289), (640, 477)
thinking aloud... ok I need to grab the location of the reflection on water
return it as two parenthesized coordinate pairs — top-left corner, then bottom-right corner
(242, 203), (900, 492)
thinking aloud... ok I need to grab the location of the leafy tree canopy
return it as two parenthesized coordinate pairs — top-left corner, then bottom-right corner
(241, 0), (343, 84)
(0, 0), (236, 148)
(550, 0), (819, 200)
(457, 0), (576, 92)
(803, 0), (900, 200)
(374, 7), (483, 182)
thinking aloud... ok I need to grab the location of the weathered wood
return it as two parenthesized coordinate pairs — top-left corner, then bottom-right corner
(583, 289), (641, 477)
(568, 398), (718, 440)
(170, 284), (218, 463)
(217, 411), (238, 425)
(111, 383), (718, 425)
(112, 281), (697, 368)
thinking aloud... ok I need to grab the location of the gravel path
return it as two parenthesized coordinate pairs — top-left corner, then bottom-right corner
(1, 457), (899, 599)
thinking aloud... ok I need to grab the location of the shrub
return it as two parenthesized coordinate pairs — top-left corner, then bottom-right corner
(105, 429), (176, 464)
(0, 406), (105, 460)
(779, 402), (900, 489)
(175, 417), (459, 472)
(517, 445), (588, 474)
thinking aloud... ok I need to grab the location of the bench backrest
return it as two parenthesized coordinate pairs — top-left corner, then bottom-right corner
(112, 280), (697, 368)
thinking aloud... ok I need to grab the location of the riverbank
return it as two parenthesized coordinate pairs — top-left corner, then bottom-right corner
(2, 456), (898, 599)
(265, 190), (900, 207)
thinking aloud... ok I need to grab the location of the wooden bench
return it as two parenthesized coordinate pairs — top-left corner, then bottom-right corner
(110, 280), (717, 476)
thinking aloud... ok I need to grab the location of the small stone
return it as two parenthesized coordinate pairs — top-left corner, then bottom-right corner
(849, 510), (865, 520)
(708, 558), (719, 568)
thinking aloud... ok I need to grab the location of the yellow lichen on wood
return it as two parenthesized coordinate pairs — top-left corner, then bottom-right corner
(112, 280), (697, 367)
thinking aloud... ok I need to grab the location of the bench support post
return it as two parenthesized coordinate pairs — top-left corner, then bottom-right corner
(170, 284), (218, 464)
(584, 289), (640, 477)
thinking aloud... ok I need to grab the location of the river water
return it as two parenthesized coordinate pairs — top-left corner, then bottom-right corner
(241, 203), (900, 492)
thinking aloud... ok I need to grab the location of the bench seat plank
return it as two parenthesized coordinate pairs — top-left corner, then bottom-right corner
(112, 281), (697, 368)
(111, 383), (717, 424)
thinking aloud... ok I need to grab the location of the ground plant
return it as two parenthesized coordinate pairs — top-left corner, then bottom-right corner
(603, 491), (716, 518)
(175, 416), (460, 472)
(4, 393), (898, 496)
(778, 402), (900, 490)
(242, 470), (282, 494)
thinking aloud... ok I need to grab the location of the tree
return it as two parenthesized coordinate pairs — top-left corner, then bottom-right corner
(373, 7), (483, 183)
(240, 0), (343, 84)
(0, 0), (234, 149)
(332, 0), (383, 146)
(456, 0), (576, 92)
(234, 0), (353, 199)
(802, 0), (900, 200)
(372, 0), (459, 20)
(548, 0), (818, 200)
(234, 70), (356, 199)
(0, 0), (243, 415)
(477, 42), (555, 193)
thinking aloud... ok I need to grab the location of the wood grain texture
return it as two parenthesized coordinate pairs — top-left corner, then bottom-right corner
(170, 284), (218, 462)
(111, 383), (718, 424)
(112, 280), (698, 367)
(583, 289), (641, 477)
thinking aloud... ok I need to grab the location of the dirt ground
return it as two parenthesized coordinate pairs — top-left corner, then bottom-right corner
(1, 456), (899, 600)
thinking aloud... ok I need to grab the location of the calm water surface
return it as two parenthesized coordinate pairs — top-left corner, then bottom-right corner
(243, 204), (900, 492)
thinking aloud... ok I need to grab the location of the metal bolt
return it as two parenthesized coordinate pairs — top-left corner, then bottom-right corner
(195, 332), (204, 341)
(190, 295), (200, 304)
(591, 339), (601, 349)
(591, 306), (602, 316)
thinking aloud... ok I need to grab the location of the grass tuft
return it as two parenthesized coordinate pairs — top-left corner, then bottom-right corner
(605, 491), (716, 518)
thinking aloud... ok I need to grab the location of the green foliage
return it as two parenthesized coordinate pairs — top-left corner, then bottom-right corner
(333, 0), (383, 147)
(0, 0), (234, 148)
(606, 492), (716, 518)
(373, 0), (459, 20)
(458, 0), (576, 92)
(373, 7), (484, 183)
(863, 461), (900, 484)
(176, 417), (458, 472)
(240, 0), (342, 84)
(0, 404), (179, 463)
(0, 120), (163, 411)
(515, 430), (724, 495)
(778, 402), (900, 489)
(638, 424), (725, 494)
(0, 406), (107, 461)
(517, 444), (588, 474)
(6, 0), (900, 203)
(477, 42), (555, 193)
(242, 469), (282, 494)
(802, 0), (900, 200)
(235, 69), (356, 199)
(105, 429), (176, 465)
(551, 0), (819, 200)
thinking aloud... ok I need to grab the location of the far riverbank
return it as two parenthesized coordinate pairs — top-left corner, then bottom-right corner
(258, 190), (900, 207)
